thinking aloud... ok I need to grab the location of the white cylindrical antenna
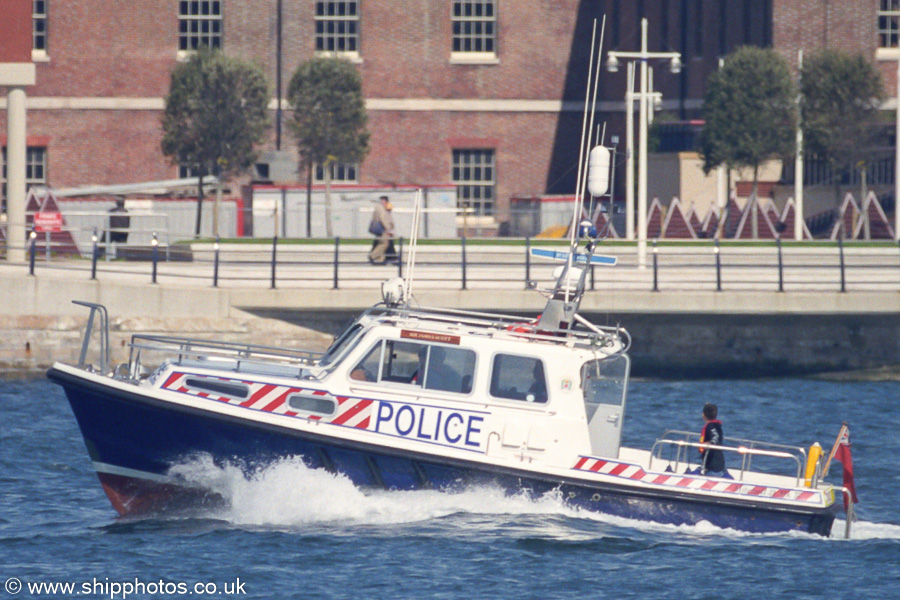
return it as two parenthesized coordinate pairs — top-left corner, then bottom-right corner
(588, 145), (611, 197)
(403, 188), (423, 304)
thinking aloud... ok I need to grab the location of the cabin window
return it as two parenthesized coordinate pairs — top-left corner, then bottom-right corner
(423, 345), (476, 394)
(320, 323), (364, 368)
(489, 354), (547, 403)
(287, 393), (337, 416)
(183, 377), (249, 400)
(350, 339), (475, 394)
(581, 355), (629, 408)
(350, 340), (419, 384)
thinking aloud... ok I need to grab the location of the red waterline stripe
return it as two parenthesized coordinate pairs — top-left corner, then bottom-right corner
(162, 372), (183, 389)
(240, 384), (276, 407)
(260, 390), (292, 412)
(331, 399), (373, 426)
(609, 464), (629, 476)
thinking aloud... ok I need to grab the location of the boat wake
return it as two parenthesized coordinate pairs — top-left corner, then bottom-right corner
(167, 455), (577, 529)
(166, 455), (900, 541)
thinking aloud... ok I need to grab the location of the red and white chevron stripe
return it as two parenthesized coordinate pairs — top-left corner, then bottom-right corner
(160, 372), (373, 429)
(573, 457), (819, 503)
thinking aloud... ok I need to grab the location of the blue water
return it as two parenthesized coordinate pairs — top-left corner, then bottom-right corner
(3, 377), (900, 600)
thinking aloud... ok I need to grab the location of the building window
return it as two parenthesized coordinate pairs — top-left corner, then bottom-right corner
(179, 0), (223, 51)
(178, 164), (202, 180)
(1, 147), (47, 210)
(452, 0), (496, 54)
(880, 0), (900, 48)
(452, 149), (495, 217)
(315, 1), (360, 54)
(314, 162), (358, 183)
(33, 0), (48, 52)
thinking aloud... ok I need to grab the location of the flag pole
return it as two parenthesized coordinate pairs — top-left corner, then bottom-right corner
(822, 422), (848, 478)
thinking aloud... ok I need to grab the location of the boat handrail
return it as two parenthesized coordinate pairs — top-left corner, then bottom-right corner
(650, 434), (807, 486)
(127, 334), (323, 379)
(656, 430), (808, 466)
(363, 304), (630, 351)
(72, 301), (110, 375)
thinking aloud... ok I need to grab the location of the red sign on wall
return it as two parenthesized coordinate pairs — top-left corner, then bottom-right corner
(34, 211), (63, 233)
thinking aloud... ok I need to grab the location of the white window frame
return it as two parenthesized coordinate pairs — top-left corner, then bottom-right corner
(178, 164), (201, 179)
(314, 1), (361, 61)
(313, 161), (359, 184)
(452, 149), (495, 217)
(1, 146), (47, 209)
(178, 0), (223, 56)
(32, 0), (49, 61)
(451, 0), (498, 65)
(879, 0), (900, 48)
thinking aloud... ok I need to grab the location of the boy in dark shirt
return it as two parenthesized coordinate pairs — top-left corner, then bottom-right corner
(698, 402), (727, 476)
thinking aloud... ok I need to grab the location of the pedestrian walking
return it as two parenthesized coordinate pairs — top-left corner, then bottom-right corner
(368, 195), (396, 264)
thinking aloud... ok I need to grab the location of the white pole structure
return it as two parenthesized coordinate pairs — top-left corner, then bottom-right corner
(6, 87), (28, 263)
(637, 21), (649, 268)
(795, 49), (804, 241)
(895, 56), (900, 241)
(569, 19), (598, 252)
(607, 18), (680, 268)
(625, 61), (635, 241)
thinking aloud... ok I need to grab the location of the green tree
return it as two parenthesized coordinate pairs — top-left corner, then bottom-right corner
(700, 46), (797, 237)
(287, 57), (370, 237)
(801, 49), (885, 219)
(161, 49), (271, 236)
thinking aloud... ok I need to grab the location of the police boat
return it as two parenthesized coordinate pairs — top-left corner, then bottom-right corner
(47, 223), (852, 536)
(47, 36), (854, 531)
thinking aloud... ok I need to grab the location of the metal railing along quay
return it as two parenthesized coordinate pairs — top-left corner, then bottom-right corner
(11, 236), (900, 293)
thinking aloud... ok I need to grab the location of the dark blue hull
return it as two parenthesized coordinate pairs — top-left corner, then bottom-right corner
(49, 367), (838, 536)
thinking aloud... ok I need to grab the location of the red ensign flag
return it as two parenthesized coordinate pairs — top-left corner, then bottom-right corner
(832, 425), (858, 510)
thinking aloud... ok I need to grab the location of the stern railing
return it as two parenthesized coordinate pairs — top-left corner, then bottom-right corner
(127, 334), (324, 380)
(650, 429), (807, 486)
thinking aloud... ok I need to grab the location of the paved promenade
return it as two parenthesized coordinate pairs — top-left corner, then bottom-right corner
(3, 242), (900, 318)
(3, 242), (900, 377)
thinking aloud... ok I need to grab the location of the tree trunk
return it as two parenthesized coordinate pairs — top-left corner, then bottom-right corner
(861, 165), (870, 240)
(194, 164), (206, 238)
(831, 161), (843, 239)
(751, 164), (759, 239)
(324, 161), (334, 238)
(305, 160), (313, 238)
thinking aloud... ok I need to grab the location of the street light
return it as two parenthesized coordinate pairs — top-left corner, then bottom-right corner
(896, 56), (900, 242)
(607, 18), (681, 268)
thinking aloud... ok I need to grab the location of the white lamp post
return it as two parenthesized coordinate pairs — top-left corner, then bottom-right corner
(607, 18), (681, 268)
(795, 50), (805, 241)
(895, 57), (900, 242)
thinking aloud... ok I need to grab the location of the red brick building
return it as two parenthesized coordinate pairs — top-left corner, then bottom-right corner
(1, 1), (897, 233)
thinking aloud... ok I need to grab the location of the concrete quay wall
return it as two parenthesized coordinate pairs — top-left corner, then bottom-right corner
(1, 270), (899, 378)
